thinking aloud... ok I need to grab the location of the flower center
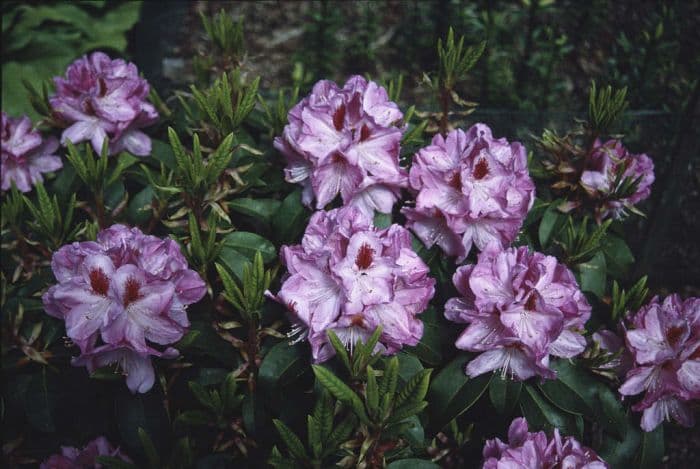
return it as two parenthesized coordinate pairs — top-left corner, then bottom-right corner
(666, 326), (685, 347)
(524, 293), (538, 311)
(97, 77), (107, 97)
(448, 171), (462, 190)
(359, 124), (371, 142)
(89, 269), (109, 296)
(333, 104), (346, 131)
(350, 314), (365, 327)
(473, 158), (490, 180)
(355, 243), (374, 270)
(123, 277), (142, 307)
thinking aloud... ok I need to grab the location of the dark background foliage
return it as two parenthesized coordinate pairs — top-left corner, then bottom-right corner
(2, 1), (699, 467)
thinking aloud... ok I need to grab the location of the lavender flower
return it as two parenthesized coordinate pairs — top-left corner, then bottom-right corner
(445, 243), (591, 380)
(619, 294), (699, 431)
(50, 52), (158, 157)
(580, 139), (654, 221)
(42, 224), (206, 393)
(482, 418), (607, 468)
(40, 436), (131, 469)
(274, 76), (408, 217)
(1, 112), (62, 192)
(402, 124), (535, 262)
(271, 206), (435, 362)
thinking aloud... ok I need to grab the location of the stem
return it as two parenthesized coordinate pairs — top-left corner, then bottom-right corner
(246, 315), (259, 393)
(439, 87), (451, 136)
(94, 191), (107, 229)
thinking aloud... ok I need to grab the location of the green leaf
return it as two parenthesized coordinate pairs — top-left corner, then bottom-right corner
(388, 401), (429, 424)
(638, 425), (664, 469)
(489, 375), (522, 415)
(386, 459), (441, 468)
(373, 211), (392, 229)
(188, 381), (215, 411)
(272, 189), (308, 244)
(602, 234), (635, 278)
(396, 352), (424, 383)
(219, 231), (275, 281)
(406, 307), (442, 365)
(258, 341), (307, 393)
(327, 330), (352, 374)
(24, 369), (56, 432)
(427, 355), (491, 432)
(538, 203), (564, 247)
(174, 410), (211, 427)
(127, 186), (155, 225)
(95, 456), (137, 469)
(312, 365), (369, 424)
(520, 384), (579, 438)
(138, 427), (161, 468)
(366, 365), (380, 416)
(273, 418), (308, 460)
(115, 392), (169, 456)
(578, 251), (607, 298)
(396, 369), (432, 408)
(229, 198), (281, 223)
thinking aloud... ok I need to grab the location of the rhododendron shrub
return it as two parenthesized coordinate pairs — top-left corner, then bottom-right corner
(403, 124), (535, 261)
(482, 417), (607, 468)
(50, 52), (158, 156)
(620, 295), (700, 431)
(271, 206), (435, 362)
(42, 224), (206, 393)
(445, 243), (591, 380)
(274, 75), (408, 217)
(1, 112), (62, 192)
(4, 18), (693, 469)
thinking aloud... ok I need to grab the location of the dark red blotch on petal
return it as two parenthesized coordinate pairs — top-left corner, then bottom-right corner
(355, 243), (374, 270)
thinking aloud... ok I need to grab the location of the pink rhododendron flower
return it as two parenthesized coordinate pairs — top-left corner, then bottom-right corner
(445, 243), (591, 380)
(42, 224), (206, 393)
(50, 52), (158, 156)
(274, 76), (407, 217)
(580, 139), (654, 221)
(40, 436), (131, 469)
(402, 124), (535, 262)
(1, 112), (62, 192)
(619, 294), (699, 431)
(270, 206), (434, 362)
(482, 417), (608, 468)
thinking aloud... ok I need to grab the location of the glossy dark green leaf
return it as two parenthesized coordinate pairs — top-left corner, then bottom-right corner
(222, 231), (276, 262)
(538, 204), (564, 247)
(637, 425), (664, 469)
(602, 234), (635, 278)
(272, 189), (308, 244)
(127, 186), (154, 225)
(578, 251), (607, 298)
(406, 307), (442, 366)
(115, 392), (169, 455)
(24, 369), (56, 432)
(427, 354), (491, 432)
(229, 198), (281, 223)
(259, 341), (308, 393)
(520, 384), (579, 438)
(489, 375), (522, 415)
(397, 352), (424, 382)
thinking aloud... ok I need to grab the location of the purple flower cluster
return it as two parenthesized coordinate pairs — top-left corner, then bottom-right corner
(274, 76), (408, 218)
(40, 436), (131, 469)
(50, 52), (158, 157)
(445, 243), (591, 380)
(482, 417), (608, 468)
(619, 294), (699, 431)
(272, 206), (435, 362)
(402, 124), (535, 262)
(42, 225), (206, 393)
(580, 139), (654, 221)
(1, 112), (62, 192)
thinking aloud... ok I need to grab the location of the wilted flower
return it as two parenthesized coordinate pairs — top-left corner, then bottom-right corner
(402, 124), (535, 262)
(42, 224), (206, 393)
(619, 294), (699, 431)
(482, 417), (607, 468)
(270, 206), (434, 362)
(580, 139), (654, 221)
(445, 243), (591, 380)
(274, 76), (407, 217)
(40, 436), (131, 469)
(1, 112), (62, 192)
(50, 51), (158, 156)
